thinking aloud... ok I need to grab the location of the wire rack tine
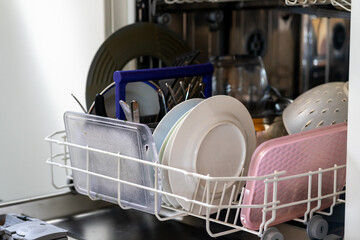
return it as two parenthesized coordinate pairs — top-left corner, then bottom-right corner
(86, 147), (100, 201)
(117, 155), (131, 210)
(224, 185), (236, 222)
(317, 164), (338, 216)
(49, 141), (72, 189)
(190, 179), (201, 212)
(310, 168), (323, 218)
(303, 172), (313, 223)
(198, 180), (208, 215)
(233, 187), (245, 225)
(210, 182), (218, 205)
(216, 183), (227, 220)
(259, 178), (269, 235)
(264, 175), (279, 230)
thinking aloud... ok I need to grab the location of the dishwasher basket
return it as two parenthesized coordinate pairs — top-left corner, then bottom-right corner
(45, 120), (346, 240)
(45, 63), (346, 240)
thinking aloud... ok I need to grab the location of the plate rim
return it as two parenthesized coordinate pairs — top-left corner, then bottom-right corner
(153, 98), (204, 153)
(166, 95), (256, 214)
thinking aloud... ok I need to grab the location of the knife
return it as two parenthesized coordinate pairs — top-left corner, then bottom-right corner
(131, 100), (140, 123)
(119, 100), (132, 121)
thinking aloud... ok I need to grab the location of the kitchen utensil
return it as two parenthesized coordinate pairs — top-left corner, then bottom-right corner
(185, 83), (192, 100)
(168, 75), (201, 108)
(64, 111), (161, 214)
(131, 100), (140, 123)
(71, 93), (87, 113)
(94, 94), (108, 117)
(241, 123), (347, 230)
(165, 82), (177, 105)
(113, 63), (213, 120)
(169, 49), (200, 67)
(88, 81), (160, 120)
(179, 81), (186, 98)
(164, 95), (256, 215)
(156, 88), (167, 121)
(282, 81), (348, 134)
(210, 55), (268, 117)
(119, 100), (132, 121)
(86, 22), (191, 108)
(164, 49), (200, 108)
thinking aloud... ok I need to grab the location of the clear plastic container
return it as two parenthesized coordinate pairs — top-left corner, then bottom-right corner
(64, 111), (161, 214)
(210, 55), (268, 117)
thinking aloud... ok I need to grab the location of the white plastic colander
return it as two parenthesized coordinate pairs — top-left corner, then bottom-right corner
(283, 81), (348, 134)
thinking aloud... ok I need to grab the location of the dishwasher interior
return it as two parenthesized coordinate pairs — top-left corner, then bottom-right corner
(1, 1), (351, 240)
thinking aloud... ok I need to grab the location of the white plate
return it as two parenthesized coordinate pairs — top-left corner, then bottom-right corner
(165, 95), (256, 215)
(165, 119), (245, 213)
(153, 98), (204, 153)
(160, 115), (188, 207)
(159, 110), (192, 207)
(98, 82), (160, 118)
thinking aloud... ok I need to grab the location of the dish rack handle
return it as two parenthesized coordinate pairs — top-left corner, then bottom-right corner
(113, 63), (214, 120)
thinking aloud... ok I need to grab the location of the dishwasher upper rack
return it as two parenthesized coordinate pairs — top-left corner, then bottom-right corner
(45, 130), (346, 240)
(162, 0), (351, 12)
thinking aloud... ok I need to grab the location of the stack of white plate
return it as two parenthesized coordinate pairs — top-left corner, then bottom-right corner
(153, 95), (256, 215)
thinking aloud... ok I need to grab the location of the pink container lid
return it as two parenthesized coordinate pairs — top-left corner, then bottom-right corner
(240, 123), (347, 230)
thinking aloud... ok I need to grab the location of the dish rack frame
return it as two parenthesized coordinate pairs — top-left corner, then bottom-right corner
(45, 130), (346, 239)
(163, 0), (351, 12)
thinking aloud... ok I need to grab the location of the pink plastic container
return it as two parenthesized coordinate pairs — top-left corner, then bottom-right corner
(240, 123), (347, 230)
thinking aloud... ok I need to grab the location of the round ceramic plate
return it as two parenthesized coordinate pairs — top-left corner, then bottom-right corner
(153, 98), (204, 153)
(159, 111), (191, 207)
(166, 95), (256, 215)
(164, 118), (245, 214)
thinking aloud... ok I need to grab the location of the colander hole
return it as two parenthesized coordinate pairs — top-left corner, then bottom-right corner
(336, 86), (342, 90)
(331, 120), (337, 125)
(304, 120), (312, 128)
(323, 91), (328, 95)
(337, 92), (343, 96)
(321, 108), (328, 114)
(317, 121), (324, 127)
(327, 99), (333, 103)
(315, 99), (321, 103)
(334, 108), (340, 113)
(342, 99), (347, 103)
(309, 109), (315, 114)
(298, 109), (306, 114)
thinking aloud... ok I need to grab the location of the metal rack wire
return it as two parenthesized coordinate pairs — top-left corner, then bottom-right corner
(284, 0), (351, 11)
(164, 0), (240, 4)
(45, 130), (346, 239)
(163, 0), (351, 12)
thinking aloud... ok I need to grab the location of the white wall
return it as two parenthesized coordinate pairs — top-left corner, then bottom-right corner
(0, 0), (106, 202)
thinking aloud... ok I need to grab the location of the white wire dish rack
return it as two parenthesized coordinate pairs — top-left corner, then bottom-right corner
(163, 0), (351, 12)
(45, 125), (346, 240)
(284, 0), (351, 11)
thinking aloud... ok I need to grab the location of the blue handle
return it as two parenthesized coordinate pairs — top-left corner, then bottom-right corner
(113, 63), (214, 120)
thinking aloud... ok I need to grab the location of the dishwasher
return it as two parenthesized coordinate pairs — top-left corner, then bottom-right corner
(0, 0), (355, 239)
